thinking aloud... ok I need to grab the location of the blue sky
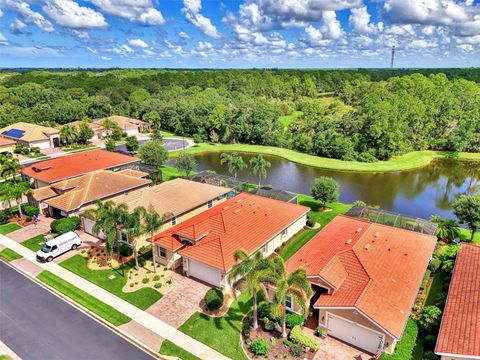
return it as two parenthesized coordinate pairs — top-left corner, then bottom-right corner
(0, 0), (479, 68)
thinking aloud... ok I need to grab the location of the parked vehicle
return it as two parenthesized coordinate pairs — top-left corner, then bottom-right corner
(36, 232), (81, 262)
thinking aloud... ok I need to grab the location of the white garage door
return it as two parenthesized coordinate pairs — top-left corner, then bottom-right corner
(327, 313), (383, 354)
(187, 259), (222, 287)
(82, 218), (105, 239)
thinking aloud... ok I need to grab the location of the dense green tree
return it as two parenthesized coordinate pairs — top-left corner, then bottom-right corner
(175, 152), (196, 177)
(105, 138), (116, 152)
(250, 154), (271, 186)
(138, 140), (168, 169)
(77, 120), (94, 144)
(311, 176), (340, 206)
(60, 124), (78, 145)
(125, 135), (139, 152)
(452, 193), (480, 242)
(220, 152), (246, 178)
(419, 306), (442, 332)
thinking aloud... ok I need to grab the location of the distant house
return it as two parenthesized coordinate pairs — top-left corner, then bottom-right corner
(81, 178), (233, 260)
(435, 243), (480, 360)
(0, 138), (16, 155)
(0, 122), (60, 149)
(65, 115), (150, 141)
(20, 149), (141, 188)
(30, 169), (151, 217)
(286, 215), (437, 355)
(152, 192), (309, 287)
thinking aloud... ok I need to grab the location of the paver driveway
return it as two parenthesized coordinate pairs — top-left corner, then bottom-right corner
(146, 272), (210, 328)
(7, 216), (53, 243)
(312, 334), (373, 360)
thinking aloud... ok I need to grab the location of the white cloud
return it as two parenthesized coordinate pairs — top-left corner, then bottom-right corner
(107, 44), (134, 56)
(90, 0), (164, 25)
(304, 10), (344, 47)
(407, 39), (438, 48)
(384, 24), (415, 36)
(182, 0), (221, 39)
(128, 38), (148, 48)
(72, 30), (90, 40)
(43, 0), (107, 29)
(456, 34), (480, 44)
(2, 45), (63, 57)
(349, 6), (380, 34)
(9, 19), (28, 34)
(0, 32), (8, 44)
(2, 0), (54, 32)
(100, 55), (111, 60)
(178, 31), (190, 39)
(0, 8), (3, 17)
(458, 43), (474, 51)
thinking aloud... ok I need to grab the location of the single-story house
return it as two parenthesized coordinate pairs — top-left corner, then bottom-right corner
(0, 138), (16, 155)
(0, 122), (60, 149)
(65, 115), (150, 141)
(435, 243), (480, 360)
(20, 149), (141, 188)
(81, 178), (234, 261)
(286, 215), (437, 355)
(152, 192), (309, 288)
(30, 169), (151, 217)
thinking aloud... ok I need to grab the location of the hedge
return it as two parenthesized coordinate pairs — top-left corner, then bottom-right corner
(289, 325), (319, 351)
(429, 258), (442, 273)
(286, 312), (304, 328)
(380, 319), (419, 360)
(250, 338), (269, 355)
(204, 288), (224, 311)
(50, 216), (80, 234)
(21, 204), (39, 217)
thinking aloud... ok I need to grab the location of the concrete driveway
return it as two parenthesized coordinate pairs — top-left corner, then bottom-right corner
(7, 217), (53, 243)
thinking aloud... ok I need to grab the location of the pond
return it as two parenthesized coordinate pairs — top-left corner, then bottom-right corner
(186, 152), (480, 220)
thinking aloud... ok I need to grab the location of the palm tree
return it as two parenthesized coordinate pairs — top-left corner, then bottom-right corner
(124, 207), (146, 269)
(266, 256), (312, 337)
(0, 156), (21, 183)
(0, 182), (15, 210)
(101, 118), (118, 138)
(60, 125), (78, 145)
(228, 249), (271, 330)
(142, 205), (173, 273)
(83, 200), (129, 263)
(220, 153), (246, 179)
(431, 215), (461, 242)
(11, 181), (32, 217)
(250, 154), (271, 186)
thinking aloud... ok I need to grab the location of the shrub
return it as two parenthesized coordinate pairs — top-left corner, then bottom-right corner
(21, 204), (39, 217)
(419, 306), (442, 332)
(311, 176), (340, 206)
(193, 133), (204, 144)
(289, 326), (319, 351)
(306, 214), (316, 228)
(142, 277), (149, 284)
(283, 339), (293, 347)
(31, 147), (41, 154)
(153, 274), (160, 281)
(423, 351), (440, 360)
(154, 282), (162, 289)
(26, 216), (32, 222)
(105, 138), (116, 152)
(50, 216), (80, 234)
(119, 243), (133, 257)
(380, 319), (418, 360)
(258, 302), (274, 319)
(245, 338), (252, 346)
(357, 152), (378, 163)
(242, 314), (252, 337)
(138, 257), (146, 267)
(286, 312), (304, 329)
(0, 211), (9, 225)
(204, 288), (224, 311)
(290, 344), (303, 357)
(250, 338), (269, 356)
(429, 258), (442, 273)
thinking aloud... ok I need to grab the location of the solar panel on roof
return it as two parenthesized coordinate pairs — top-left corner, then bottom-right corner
(2, 129), (25, 139)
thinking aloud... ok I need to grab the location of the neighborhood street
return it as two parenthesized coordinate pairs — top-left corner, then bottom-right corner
(0, 262), (153, 360)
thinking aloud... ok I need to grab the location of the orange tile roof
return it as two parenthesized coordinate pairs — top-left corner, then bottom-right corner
(44, 170), (151, 212)
(20, 149), (140, 183)
(287, 215), (436, 339)
(32, 186), (58, 201)
(153, 193), (309, 271)
(436, 243), (480, 357)
(116, 169), (149, 178)
(0, 137), (15, 146)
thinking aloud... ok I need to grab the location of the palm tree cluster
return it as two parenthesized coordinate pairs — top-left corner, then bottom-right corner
(0, 155), (31, 216)
(220, 153), (271, 186)
(431, 214), (461, 242)
(228, 249), (312, 338)
(83, 201), (171, 272)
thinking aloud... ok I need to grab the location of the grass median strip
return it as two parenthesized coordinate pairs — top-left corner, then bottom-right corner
(160, 340), (201, 360)
(0, 248), (23, 262)
(21, 234), (47, 252)
(37, 270), (131, 326)
(0, 223), (22, 235)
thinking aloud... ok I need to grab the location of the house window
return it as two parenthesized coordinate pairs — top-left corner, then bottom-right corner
(120, 232), (129, 243)
(171, 216), (177, 226)
(207, 200), (213, 208)
(260, 243), (268, 253)
(158, 246), (167, 258)
(285, 295), (293, 311)
(281, 228), (287, 238)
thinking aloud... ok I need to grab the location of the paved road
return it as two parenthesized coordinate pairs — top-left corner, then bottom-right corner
(0, 262), (153, 360)
(116, 138), (190, 153)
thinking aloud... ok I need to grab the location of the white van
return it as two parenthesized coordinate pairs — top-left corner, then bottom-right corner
(36, 231), (81, 262)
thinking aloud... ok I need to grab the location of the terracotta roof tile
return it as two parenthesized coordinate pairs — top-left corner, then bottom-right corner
(436, 243), (480, 357)
(287, 215), (436, 339)
(32, 186), (58, 201)
(154, 193), (309, 271)
(116, 169), (149, 178)
(20, 149), (140, 183)
(0, 138), (16, 146)
(0, 122), (58, 142)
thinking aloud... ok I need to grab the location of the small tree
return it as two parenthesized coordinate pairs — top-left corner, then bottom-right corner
(220, 153), (246, 179)
(431, 215), (461, 242)
(77, 121), (94, 144)
(311, 176), (340, 206)
(125, 136), (139, 153)
(105, 138), (116, 152)
(175, 152), (196, 177)
(60, 125), (78, 145)
(0, 156), (22, 183)
(452, 193), (480, 242)
(142, 206), (173, 273)
(419, 306), (442, 332)
(11, 181), (32, 217)
(138, 140), (167, 169)
(250, 154), (271, 186)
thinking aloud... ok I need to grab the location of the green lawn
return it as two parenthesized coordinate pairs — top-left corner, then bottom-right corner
(459, 227), (480, 244)
(160, 165), (186, 181)
(162, 291), (251, 360)
(0, 222), (21, 235)
(0, 248), (22, 262)
(172, 144), (480, 173)
(37, 270), (131, 326)
(21, 234), (47, 252)
(60, 254), (162, 310)
(62, 145), (98, 153)
(279, 111), (303, 130)
(424, 270), (449, 307)
(160, 340), (200, 360)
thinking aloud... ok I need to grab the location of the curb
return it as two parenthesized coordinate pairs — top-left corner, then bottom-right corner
(1, 258), (169, 360)
(0, 340), (22, 360)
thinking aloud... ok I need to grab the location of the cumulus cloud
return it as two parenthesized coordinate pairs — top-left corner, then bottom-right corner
(407, 39), (438, 48)
(100, 55), (111, 60)
(304, 11), (344, 46)
(178, 31), (190, 39)
(128, 38), (148, 48)
(43, 0), (107, 29)
(182, 0), (221, 38)
(0, 32), (8, 44)
(2, 45), (63, 57)
(2, 0), (54, 32)
(349, 6), (382, 34)
(9, 19), (28, 34)
(90, 0), (164, 25)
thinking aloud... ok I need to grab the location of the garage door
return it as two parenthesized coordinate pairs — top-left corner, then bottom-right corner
(82, 218), (105, 239)
(187, 259), (222, 287)
(327, 313), (383, 354)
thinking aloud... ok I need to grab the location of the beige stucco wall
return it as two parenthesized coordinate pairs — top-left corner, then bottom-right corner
(0, 144), (14, 154)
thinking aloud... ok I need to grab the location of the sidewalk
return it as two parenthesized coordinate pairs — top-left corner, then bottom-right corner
(0, 234), (228, 360)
